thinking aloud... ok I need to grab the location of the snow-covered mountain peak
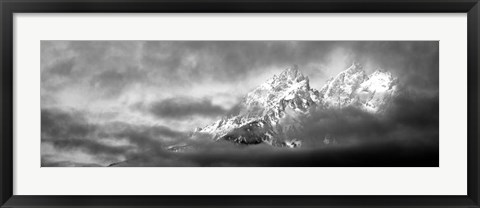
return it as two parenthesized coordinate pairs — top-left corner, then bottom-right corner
(194, 63), (398, 148)
(369, 69), (394, 80)
(356, 69), (398, 112)
(318, 62), (367, 107)
(263, 65), (308, 90)
(277, 64), (306, 83)
(361, 69), (397, 93)
(244, 65), (315, 111)
(318, 63), (398, 112)
(345, 62), (364, 74)
(197, 65), (319, 146)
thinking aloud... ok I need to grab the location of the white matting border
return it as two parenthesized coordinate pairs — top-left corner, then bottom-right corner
(13, 13), (467, 195)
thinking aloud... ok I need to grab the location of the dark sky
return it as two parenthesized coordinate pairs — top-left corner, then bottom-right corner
(41, 41), (439, 167)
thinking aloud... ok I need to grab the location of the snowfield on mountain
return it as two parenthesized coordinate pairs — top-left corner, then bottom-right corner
(191, 63), (399, 149)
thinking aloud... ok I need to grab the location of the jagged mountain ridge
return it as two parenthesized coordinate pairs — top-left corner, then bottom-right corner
(319, 62), (398, 112)
(195, 63), (398, 147)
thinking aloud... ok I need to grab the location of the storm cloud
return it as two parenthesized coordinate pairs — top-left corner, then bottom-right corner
(41, 41), (438, 98)
(40, 108), (189, 166)
(148, 97), (227, 119)
(300, 92), (439, 148)
(41, 41), (439, 167)
(107, 91), (439, 167)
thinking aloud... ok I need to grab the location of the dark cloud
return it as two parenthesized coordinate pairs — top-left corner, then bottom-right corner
(89, 66), (145, 97)
(386, 91), (439, 128)
(42, 138), (131, 157)
(103, 123), (186, 149)
(112, 90), (439, 167)
(41, 108), (190, 167)
(40, 41), (439, 167)
(295, 91), (439, 156)
(148, 97), (227, 119)
(41, 41), (144, 96)
(41, 41), (438, 100)
(112, 139), (438, 167)
(41, 108), (94, 139)
(346, 41), (439, 93)
(140, 41), (337, 85)
(41, 90), (439, 167)
(44, 58), (75, 77)
(41, 109), (131, 166)
(41, 158), (103, 167)
(140, 41), (438, 94)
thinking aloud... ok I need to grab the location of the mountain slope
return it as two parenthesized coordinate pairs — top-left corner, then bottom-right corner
(196, 65), (318, 146)
(195, 63), (398, 147)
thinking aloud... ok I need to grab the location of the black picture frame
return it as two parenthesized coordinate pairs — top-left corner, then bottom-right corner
(1, 0), (479, 207)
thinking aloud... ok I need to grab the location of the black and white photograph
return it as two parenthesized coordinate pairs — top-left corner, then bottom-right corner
(41, 41), (439, 167)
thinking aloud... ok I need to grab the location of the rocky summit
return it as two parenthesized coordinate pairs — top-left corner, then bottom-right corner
(194, 63), (398, 148)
